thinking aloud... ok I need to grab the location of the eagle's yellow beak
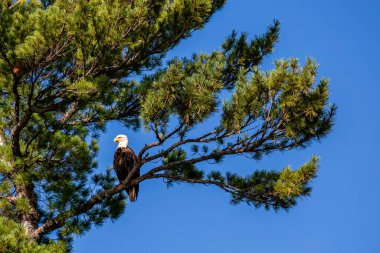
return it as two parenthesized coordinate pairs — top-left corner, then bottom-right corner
(113, 137), (118, 142)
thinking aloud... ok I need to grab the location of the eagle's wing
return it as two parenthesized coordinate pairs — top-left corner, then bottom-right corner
(125, 147), (139, 201)
(113, 147), (127, 182)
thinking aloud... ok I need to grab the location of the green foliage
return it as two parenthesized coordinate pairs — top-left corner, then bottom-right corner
(141, 52), (225, 126)
(163, 149), (204, 183)
(227, 156), (319, 209)
(222, 20), (280, 89)
(222, 58), (335, 139)
(0, 217), (66, 253)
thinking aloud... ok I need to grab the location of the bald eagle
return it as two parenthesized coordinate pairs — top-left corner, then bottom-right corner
(113, 134), (139, 202)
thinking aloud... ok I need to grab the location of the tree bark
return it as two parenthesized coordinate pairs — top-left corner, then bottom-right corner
(16, 183), (39, 238)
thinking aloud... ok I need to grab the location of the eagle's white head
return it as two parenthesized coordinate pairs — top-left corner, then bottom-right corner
(114, 134), (128, 148)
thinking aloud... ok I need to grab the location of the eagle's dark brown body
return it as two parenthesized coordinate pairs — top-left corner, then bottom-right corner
(113, 146), (139, 202)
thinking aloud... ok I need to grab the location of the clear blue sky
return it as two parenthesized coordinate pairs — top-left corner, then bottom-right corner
(74, 0), (380, 252)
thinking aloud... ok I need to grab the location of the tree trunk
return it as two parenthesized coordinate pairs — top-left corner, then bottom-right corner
(16, 183), (39, 239)
(2, 132), (40, 239)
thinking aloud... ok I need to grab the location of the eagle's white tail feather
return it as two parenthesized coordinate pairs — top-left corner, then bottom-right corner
(128, 187), (137, 202)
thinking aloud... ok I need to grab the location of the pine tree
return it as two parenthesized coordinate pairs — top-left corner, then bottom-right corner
(0, 0), (335, 250)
